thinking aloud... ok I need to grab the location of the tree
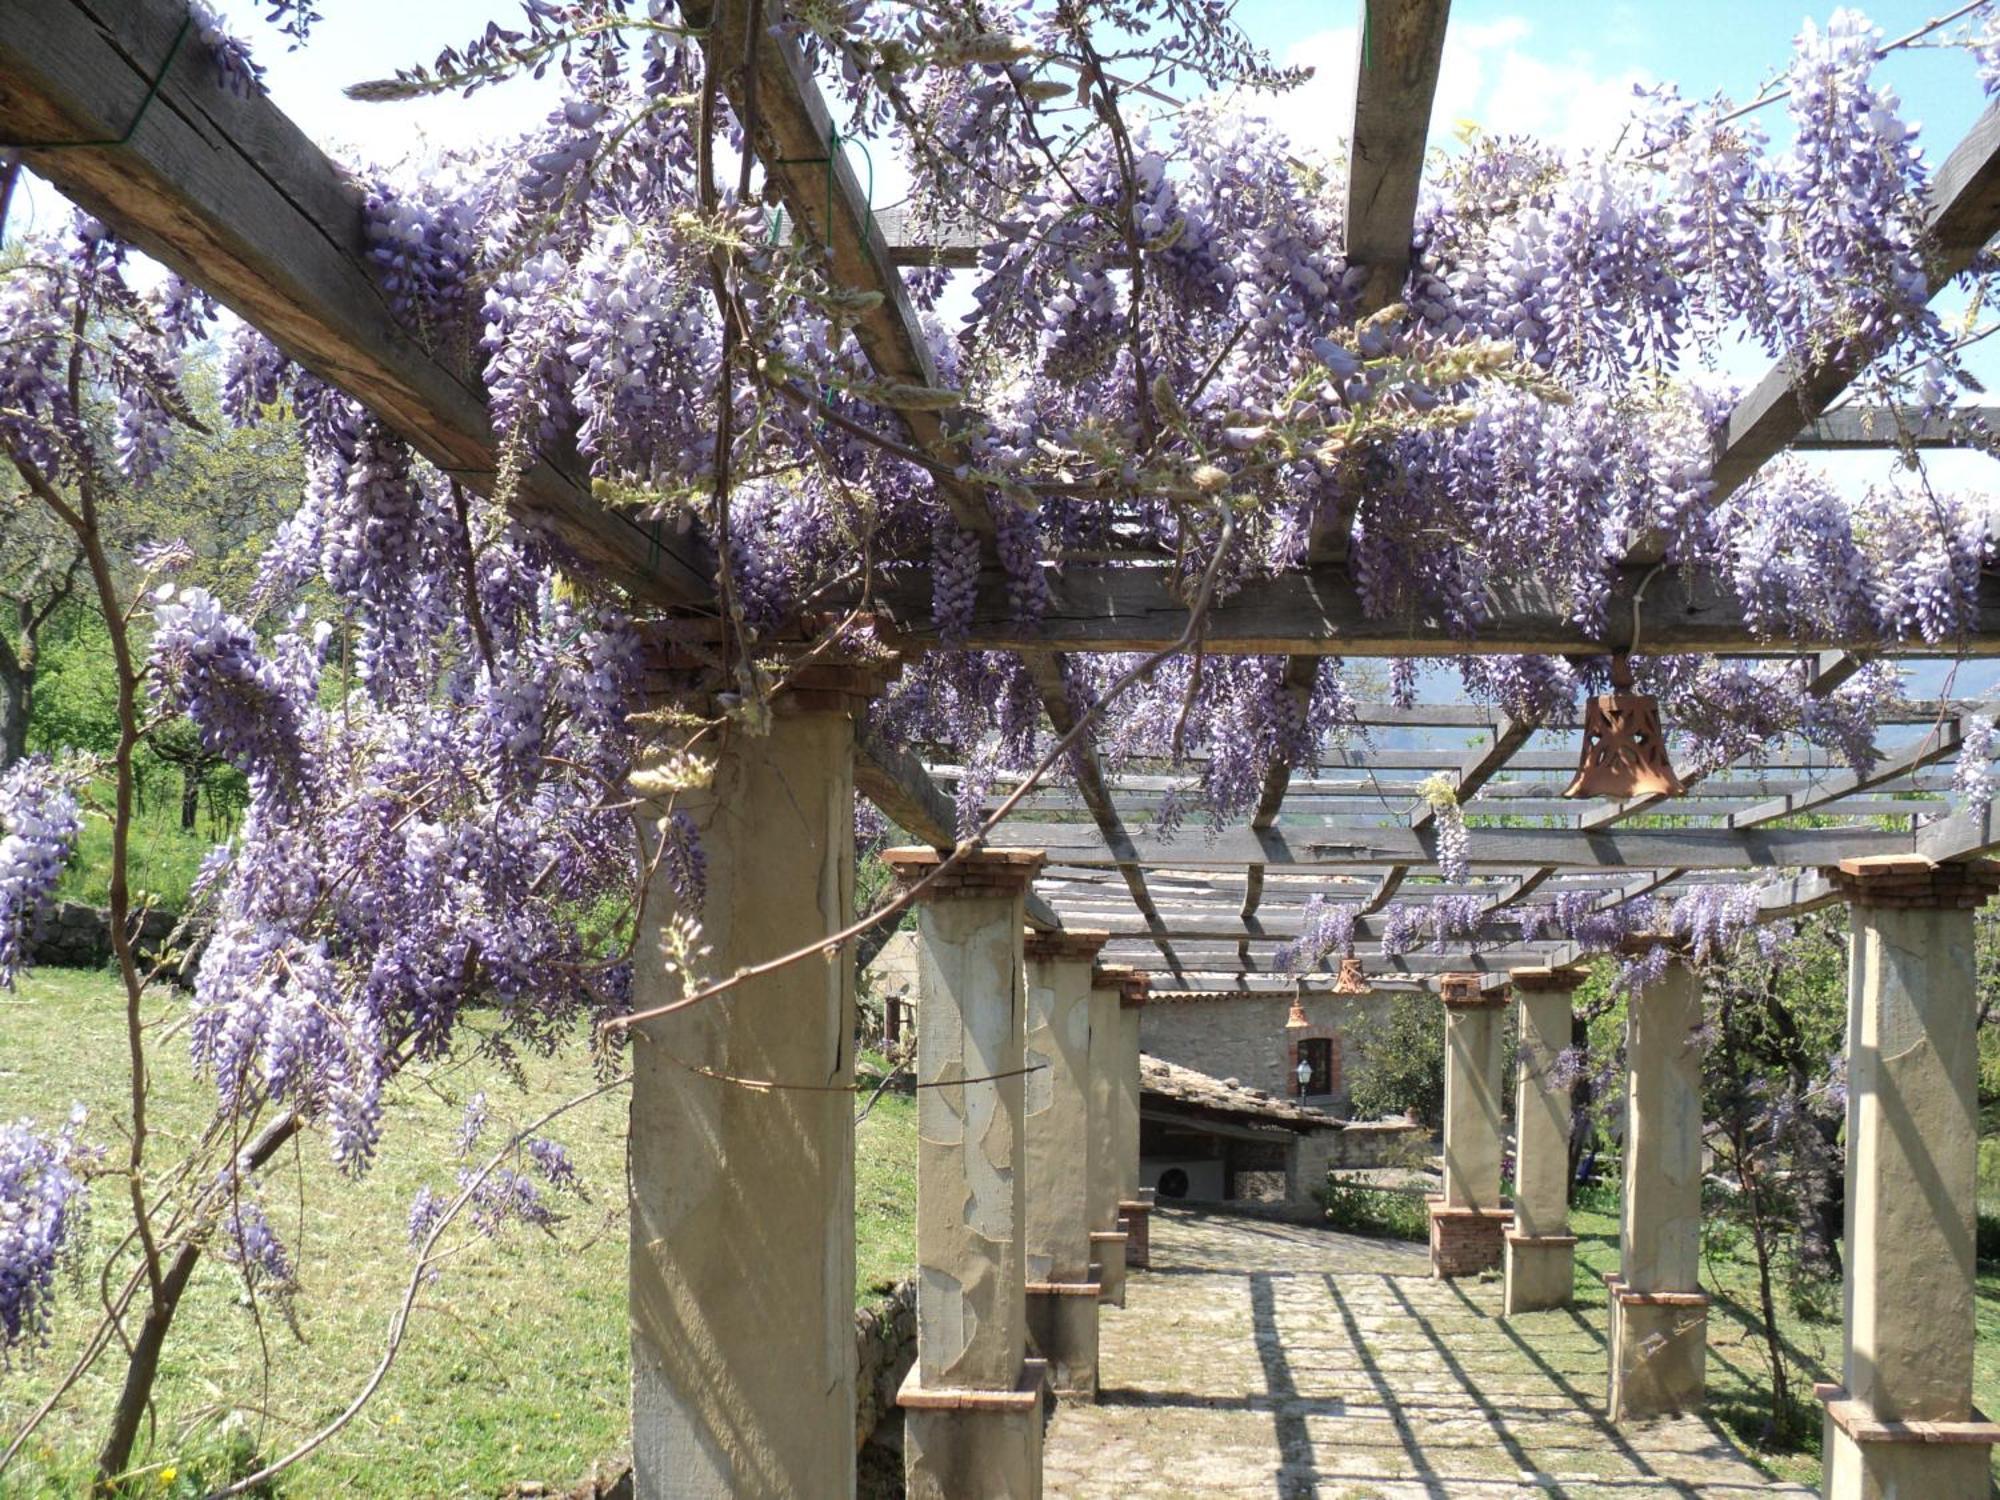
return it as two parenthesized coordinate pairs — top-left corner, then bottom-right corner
(0, 493), (83, 768)
(1345, 995), (1446, 1128)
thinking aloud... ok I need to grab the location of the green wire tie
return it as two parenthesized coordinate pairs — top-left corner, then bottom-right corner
(1, 14), (193, 152)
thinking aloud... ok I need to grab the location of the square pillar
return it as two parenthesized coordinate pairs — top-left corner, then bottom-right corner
(1607, 948), (1708, 1422)
(1114, 979), (1151, 1270)
(1430, 975), (1510, 1278)
(1817, 858), (2000, 1499)
(629, 670), (872, 1500)
(1086, 968), (1136, 1308)
(1022, 929), (1108, 1399)
(1505, 966), (1585, 1314)
(883, 847), (1049, 1500)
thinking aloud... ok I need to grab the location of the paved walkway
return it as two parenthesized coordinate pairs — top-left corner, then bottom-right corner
(1041, 1207), (1811, 1499)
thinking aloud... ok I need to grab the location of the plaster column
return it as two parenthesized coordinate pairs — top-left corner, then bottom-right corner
(1086, 967), (1136, 1308)
(1606, 948), (1708, 1421)
(1505, 966), (1585, 1315)
(1817, 857), (2000, 1500)
(1021, 928), (1109, 1399)
(1113, 986), (1153, 1271)
(629, 669), (870, 1500)
(884, 847), (1048, 1500)
(1429, 974), (1510, 1278)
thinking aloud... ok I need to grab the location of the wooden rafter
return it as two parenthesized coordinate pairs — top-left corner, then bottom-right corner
(0, 0), (711, 606)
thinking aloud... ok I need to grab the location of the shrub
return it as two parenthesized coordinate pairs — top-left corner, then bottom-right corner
(1319, 1178), (1428, 1242)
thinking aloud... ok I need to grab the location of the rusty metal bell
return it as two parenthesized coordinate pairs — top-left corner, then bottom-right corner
(1563, 656), (1683, 800)
(1331, 954), (1369, 994)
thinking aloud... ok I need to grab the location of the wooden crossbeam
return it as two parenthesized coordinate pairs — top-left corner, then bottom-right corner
(1248, 0), (1451, 953)
(983, 822), (1905, 869)
(1120, 956), (1552, 980)
(873, 561), (2000, 654)
(1793, 406), (2000, 449)
(0, 0), (710, 606)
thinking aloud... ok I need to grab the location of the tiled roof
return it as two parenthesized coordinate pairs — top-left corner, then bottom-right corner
(1140, 1054), (1342, 1132)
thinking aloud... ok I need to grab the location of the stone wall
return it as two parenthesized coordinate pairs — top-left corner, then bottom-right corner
(854, 1277), (917, 1450)
(27, 901), (196, 978)
(1139, 990), (1394, 1113)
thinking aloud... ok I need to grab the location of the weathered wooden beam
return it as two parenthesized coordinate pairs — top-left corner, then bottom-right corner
(1253, 0), (1451, 938)
(686, 0), (994, 548)
(1114, 948), (1553, 976)
(854, 732), (957, 848)
(1728, 710), (1986, 829)
(1793, 406), (2000, 450)
(0, 0), (710, 606)
(1342, 0), (1452, 311)
(983, 821), (1906, 869)
(872, 561), (2000, 655)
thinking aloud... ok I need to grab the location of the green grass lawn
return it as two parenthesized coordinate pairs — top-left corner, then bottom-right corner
(0, 970), (919, 1497)
(1565, 1198), (2000, 1489)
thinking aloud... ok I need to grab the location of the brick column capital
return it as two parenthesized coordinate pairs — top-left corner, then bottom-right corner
(882, 846), (1045, 900)
(1022, 928), (1110, 964)
(1822, 856), (2000, 911)
(1439, 973), (1509, 1009)
(1509, 965), (1590, 994)
(1090, 965), (1150, 1006)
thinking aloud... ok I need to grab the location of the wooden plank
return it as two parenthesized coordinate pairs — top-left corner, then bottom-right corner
(1342, 0), (1453, 308)
(0, 0), (708, 605)
(1253, 0), (1450, 933)
(982, 821), (1905, 869)
(1729, 710), (1984, 829)
(1793, 406), (2000, 449)
(873, 562), (2000, 655)
(1114, 949), (1550, 975)
(854, 732), (957, 848)
(686, 0), (994, 546)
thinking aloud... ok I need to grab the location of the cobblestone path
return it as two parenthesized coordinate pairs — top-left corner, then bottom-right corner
(1040, 1207), (1812, 1499)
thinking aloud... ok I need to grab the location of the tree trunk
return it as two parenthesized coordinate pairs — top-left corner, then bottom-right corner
(180, 769), (200, 832)
(93, 1112), (302, 1491)
(0, 642), (28, 770)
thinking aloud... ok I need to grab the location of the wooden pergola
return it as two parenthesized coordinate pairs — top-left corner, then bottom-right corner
(9, 2), (2000, 1495)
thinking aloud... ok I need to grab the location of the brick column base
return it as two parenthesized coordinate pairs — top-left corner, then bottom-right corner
(1428, 1202), (1510, 1278)
(1502, 1231), (1577, 1314)
(1606, 1275), (1707, 1421)
(1025, 1282), (1102, 1400)
(1118, 1194), (1153, 1269)
(901, 1360), (1048, 1500)
(1817, 1382), (2000, 1500)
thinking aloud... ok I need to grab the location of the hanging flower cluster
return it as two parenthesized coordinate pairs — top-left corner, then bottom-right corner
(0, 1108), (95, 1357)
(0, 758), (83, 989)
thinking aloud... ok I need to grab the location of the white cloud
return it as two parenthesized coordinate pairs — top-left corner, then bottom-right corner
(1228, 14), (1652, 163)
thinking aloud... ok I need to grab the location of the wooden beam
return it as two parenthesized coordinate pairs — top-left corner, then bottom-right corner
(0, 0), (709, 606)
(983, 822), (1905, 869)
(854, 732), (957, 848)
(1793, 406), (2000, 450)
(1342, 0), (1453, 311)
(1114, 949), (1552, 976)
(1250, 0), (1451, 944)
(873, 561), (2000, 655)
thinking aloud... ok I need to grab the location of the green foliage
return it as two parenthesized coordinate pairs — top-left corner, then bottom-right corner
(1317, 1179), (1429, 1242)
(1344, 993), (1445, 1127)
(855, 1090), (918, 1298)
